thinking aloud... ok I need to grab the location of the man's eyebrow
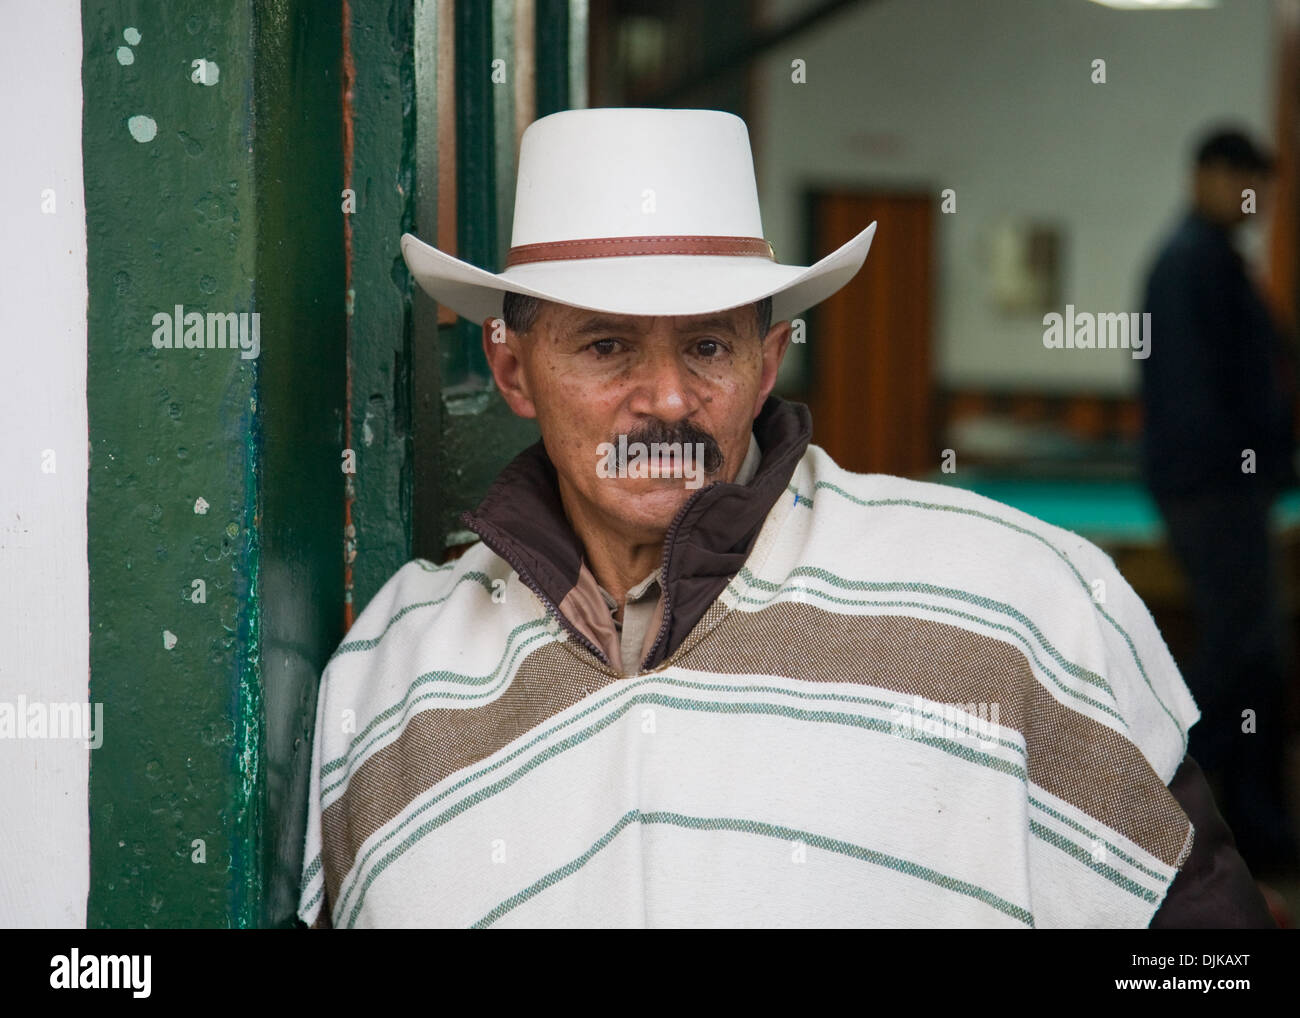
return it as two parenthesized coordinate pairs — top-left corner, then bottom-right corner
(567, 314), (743, 336)
(571, 316), (647, 335)
(673, 315), (743, 335)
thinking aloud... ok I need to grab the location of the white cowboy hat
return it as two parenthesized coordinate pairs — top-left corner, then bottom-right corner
(400, 107), (877, 325)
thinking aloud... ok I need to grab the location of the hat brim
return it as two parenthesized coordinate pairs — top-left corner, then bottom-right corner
(399, 221), (877, 327)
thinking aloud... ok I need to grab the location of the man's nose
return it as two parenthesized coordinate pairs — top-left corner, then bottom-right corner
(630, 346), (698, 421)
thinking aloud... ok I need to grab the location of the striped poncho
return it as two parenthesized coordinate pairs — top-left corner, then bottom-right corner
(298, 442), (1198, 928)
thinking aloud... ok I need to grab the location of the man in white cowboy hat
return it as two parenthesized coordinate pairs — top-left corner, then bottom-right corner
(299, 108), (1274, 929)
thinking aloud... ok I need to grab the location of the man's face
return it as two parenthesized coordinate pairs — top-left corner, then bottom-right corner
(485, 300), (791, 544)
(1195, 163), (1271, 226)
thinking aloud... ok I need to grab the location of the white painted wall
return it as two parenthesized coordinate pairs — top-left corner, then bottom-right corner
(756, 0), (1275, 392)
(0, 0), (90, 927)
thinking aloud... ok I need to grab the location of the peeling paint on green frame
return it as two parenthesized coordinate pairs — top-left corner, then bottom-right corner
(342, 0), (417, 616)
(84, 0), (344, 927)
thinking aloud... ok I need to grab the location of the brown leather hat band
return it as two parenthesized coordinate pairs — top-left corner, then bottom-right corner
(504, 235), (775, 267)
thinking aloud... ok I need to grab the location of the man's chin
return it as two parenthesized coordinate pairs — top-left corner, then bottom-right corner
(599, 480), (706, 532)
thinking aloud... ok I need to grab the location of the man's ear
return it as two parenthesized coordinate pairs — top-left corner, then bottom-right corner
(482, 316), (537, 419)
(754, 319), (793, 416)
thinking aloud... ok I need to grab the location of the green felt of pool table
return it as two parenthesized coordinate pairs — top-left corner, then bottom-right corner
(933, 476), (1300, 545)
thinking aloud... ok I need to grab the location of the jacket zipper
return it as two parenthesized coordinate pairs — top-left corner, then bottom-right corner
(639, 482), (711, 672)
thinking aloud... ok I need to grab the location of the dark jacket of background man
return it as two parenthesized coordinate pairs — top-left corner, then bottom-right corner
(1139, 126), (1299, 881)
(1141, 209), (1295, 497)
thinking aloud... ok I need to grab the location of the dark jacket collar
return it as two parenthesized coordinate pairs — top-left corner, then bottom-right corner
(461, 395), (813, 670)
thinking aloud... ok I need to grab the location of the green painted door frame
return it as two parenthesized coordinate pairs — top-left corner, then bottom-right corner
(84, 0), (585, 928)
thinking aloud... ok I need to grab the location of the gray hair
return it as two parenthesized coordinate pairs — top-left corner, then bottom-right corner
(501, 291), (773, 339)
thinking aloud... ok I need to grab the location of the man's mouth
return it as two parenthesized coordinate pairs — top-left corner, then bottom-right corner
(594, 437), (715, 490)
(648, 450), (680, 473)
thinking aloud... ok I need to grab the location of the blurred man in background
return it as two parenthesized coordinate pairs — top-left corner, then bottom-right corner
(1140, 125), (1299, 880)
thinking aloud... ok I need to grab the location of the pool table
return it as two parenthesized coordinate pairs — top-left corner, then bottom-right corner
(931, 473), (1300, 610)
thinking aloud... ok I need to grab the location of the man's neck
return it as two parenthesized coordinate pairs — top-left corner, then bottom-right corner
(1190, 202), (1235, 234)
(573, 514), (663, 609)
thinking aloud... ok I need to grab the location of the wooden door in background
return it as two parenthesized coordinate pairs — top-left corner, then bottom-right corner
(805, 191), (935, 478)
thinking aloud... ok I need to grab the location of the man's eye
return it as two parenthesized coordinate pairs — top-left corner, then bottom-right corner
(695, 338), (724, 357)
(590, 338), (621, 355)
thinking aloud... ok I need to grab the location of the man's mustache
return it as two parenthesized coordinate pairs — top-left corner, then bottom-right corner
(610, 419), (725, 475)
